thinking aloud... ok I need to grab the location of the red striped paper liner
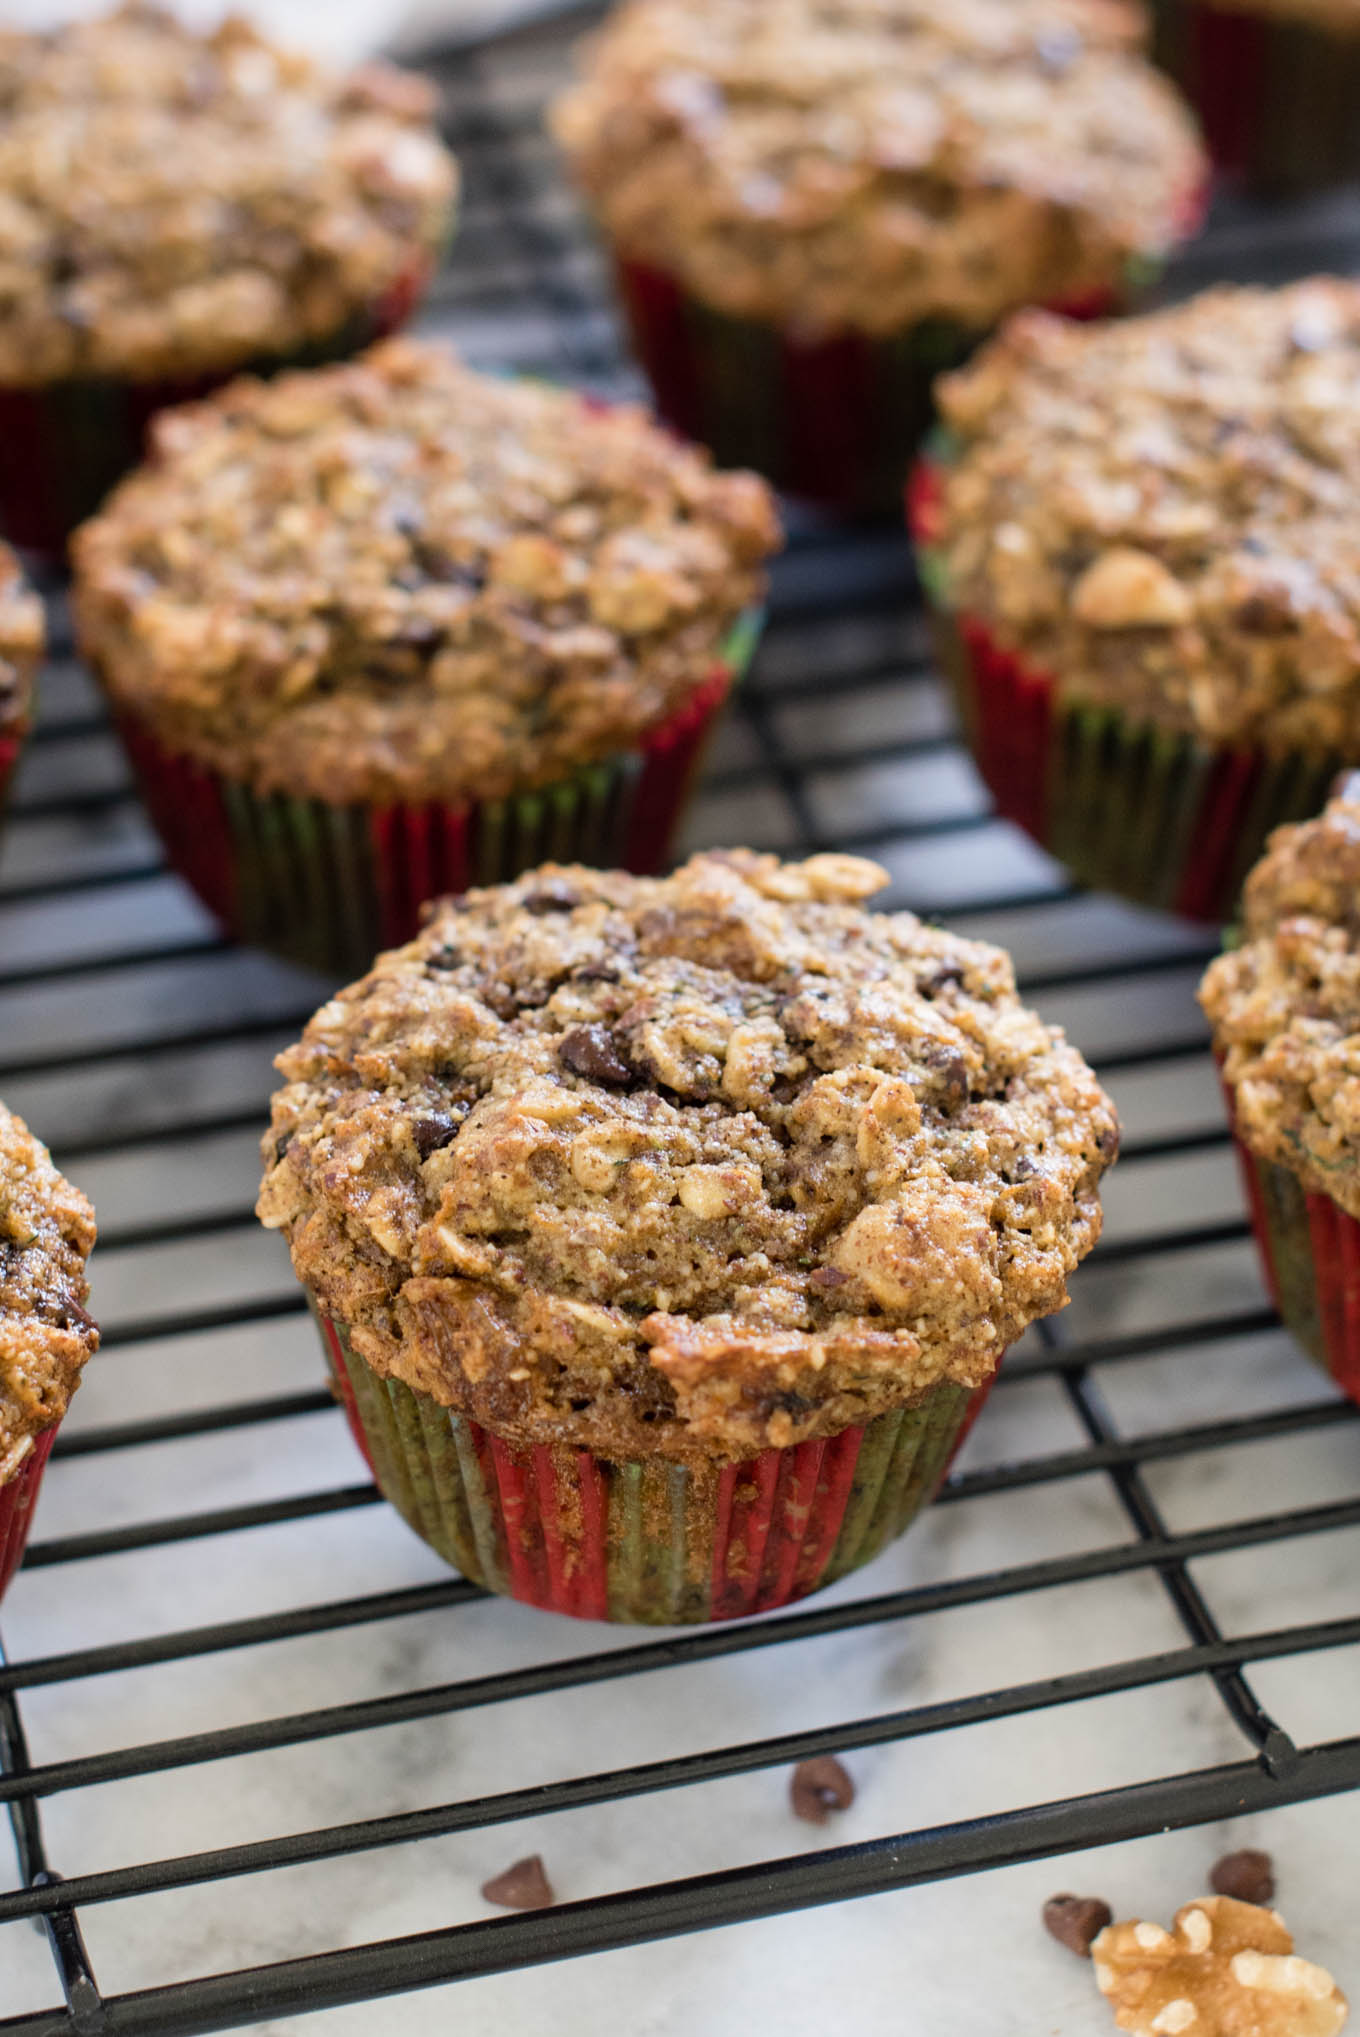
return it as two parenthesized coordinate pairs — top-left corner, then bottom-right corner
(0, 1428), (57, 1602)
(316, 1305), (995, 1625)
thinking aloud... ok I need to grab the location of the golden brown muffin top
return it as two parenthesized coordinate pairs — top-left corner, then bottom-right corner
(929, 280), (1360, 753)
(0, 545), (43, 737)
(72, 339), (779, 806)
(258, 851), (1118, 1461)
(0, 3), (457, 384)
(1201, 790), (1360, 1218)
(0, 1101), (98, 1481)
(552, 0), (1204, 335)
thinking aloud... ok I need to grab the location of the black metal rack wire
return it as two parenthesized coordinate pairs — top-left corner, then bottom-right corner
(0, 14), (1358, 2034)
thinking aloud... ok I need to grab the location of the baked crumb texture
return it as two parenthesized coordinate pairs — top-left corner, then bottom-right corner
(0, 3), (457, 385)
(552, 0), (1205, 336)
(1093, 1896), (1347, 2036)
(73, 339), (780, 807)
(0, 1101), (97, 1481)
(259, 851), (1118, 1462)
(933, 279), (1360, 755)
(1201, 794), (1360, 1218)
(0, 545), (42, 735)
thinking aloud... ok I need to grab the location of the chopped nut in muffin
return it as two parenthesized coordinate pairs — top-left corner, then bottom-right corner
(0, 1102), (98, 1482)
(0, 4), (457, 385)
(73, 339), (780, 806)
(1200, 793), (1360, 1217)
(0, 546), (42, 735)
(931, 280), (1360, 755)
(553, 0), (1204, 336)
(258, 850), (1117, 1460)
(1093, 1896), (1347, 2035)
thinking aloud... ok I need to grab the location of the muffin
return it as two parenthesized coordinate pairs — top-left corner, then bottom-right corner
(1147, 0), (1360, 194)
(0, 1102), (98, 1600)
(1200, 789), (1360, 1405)
(72, 339), (779, 977)
(257, 849), (1118, 1624)
(552, 0), (1206, 516)
(0, 3), (457, 556)
(911, 279), (1360, 923)
(0, 548), (43, 834)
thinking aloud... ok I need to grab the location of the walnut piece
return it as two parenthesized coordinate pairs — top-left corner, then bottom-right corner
(1093, 1896), (1347, 2036)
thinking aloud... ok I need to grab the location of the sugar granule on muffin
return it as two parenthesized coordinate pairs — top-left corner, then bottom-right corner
(0, 1102), (98, 1483)
(72, 338), (779, 809)
(258, 850), (1118, 1459)
(553, 0), (1205, 336)
(0, 3), (456, 385)
(931, 279), (1360, 757)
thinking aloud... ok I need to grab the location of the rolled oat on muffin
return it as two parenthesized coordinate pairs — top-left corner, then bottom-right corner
(73, 337), (779, 976)
(911, 278), (1360, 922)
(553, 0), (1206, 513)
(0, 547), (43, 834)
(0, 1101), (98, 1599)
(258, 848), (1118, 1622)
(1201, 791), (1360, 1404)
(0, 2), (458, 554)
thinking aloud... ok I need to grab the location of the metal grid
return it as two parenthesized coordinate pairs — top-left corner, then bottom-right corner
(1, 15), (1359, 2032)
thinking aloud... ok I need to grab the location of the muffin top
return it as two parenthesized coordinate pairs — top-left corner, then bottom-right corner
(1201, 790), (1360, 1218)
(73, 339), (780, 805)
(0, 1102), (98, 1480)
(927, 280), (1360, 753)
(551, 0), (1204, 335)
(0, 546), (43, 738)
(0, 4), (457, 384)
(258, 851), (1117, 1460)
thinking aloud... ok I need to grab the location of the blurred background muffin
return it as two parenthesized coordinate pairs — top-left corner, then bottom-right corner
(0, 547), (43, 839)
(0, 1), (458, 555)
(552, 0), (1206, 517)
(1148, 0), (1360, 195)
(911, 278), (1360, 923)
(72, 337), (779, 976)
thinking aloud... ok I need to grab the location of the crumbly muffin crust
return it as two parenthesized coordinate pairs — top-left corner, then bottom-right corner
(932, 280), (1360, 753)
(0, 4), (456, 385)
(552, 0), (1204, 336)
(258, 851), (1117, 1460)
(73, 340), (779, 806)
(0, 1102), (97, 1481)
(1201, 792), (1360, 1218)
(0, 546), (43, 737)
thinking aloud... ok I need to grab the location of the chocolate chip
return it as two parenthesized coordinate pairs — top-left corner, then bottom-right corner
(559, 1024), (633, 1087)
(919, 963), (964, 997)
(522, 879), (582, 914)
(808, 1266), (849, 1289)
(1210, 1848), (1275, 1906)
(574, 962), (620, 983)
(411, 1114), (459, 1160)
(425, 947), (461, 972)
(481, 1855), (555, 1910)
(790, 1756), (855, 1825)
(273, 1135), (290, 1164)
(1042, 1894), (1112, 1957)
(922, 1045), (969, 1107)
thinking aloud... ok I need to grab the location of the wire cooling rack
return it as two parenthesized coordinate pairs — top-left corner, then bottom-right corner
(1, 15), (1358, 2035)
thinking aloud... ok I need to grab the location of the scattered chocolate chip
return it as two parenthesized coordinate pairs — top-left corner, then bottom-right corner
(808, 1265), (849, 1289)
(919, 962), (964, 997)
(559, 1023), (633, 1087)
(573, 961), (620, 983)
(1042, 1894), (1113, 1957)
(790, 1756), (855, 1825)
(425, 946), (461, 972)
(480, 1855), (555, 1911)
(273, 1135), (290, 1164)
(1210, 1848), (1275, 1906)
(922, 1045), (969, 1107)
(411, 1114), (459, 1160)
(521, 878), (582, 914)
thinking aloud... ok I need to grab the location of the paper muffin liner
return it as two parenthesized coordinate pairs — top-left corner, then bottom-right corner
(611, 213), (1201, 518)
(0, 1428), (57, 1603)
(1148, 0), (1360, 194)
(313, 1307), (993, 1624)
(0, 255), (435, 561)
(908, 458), (1340, 924)
(107, 610), (760, 977)
(1222, 1081), (1360, 1406)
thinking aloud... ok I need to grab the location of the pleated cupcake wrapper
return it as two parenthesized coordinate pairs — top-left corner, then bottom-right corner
(109, 611), (757, 978)
(0, 255), (435, 560)
(1148, 0), (1360, 194)
(1221, 1080), (1360, 1406)
(314, 1307), (993, 1625)
(909, 457), (1340, 924)
(612, 212), (1202, 517)
(0, 1428), (56, 1603)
